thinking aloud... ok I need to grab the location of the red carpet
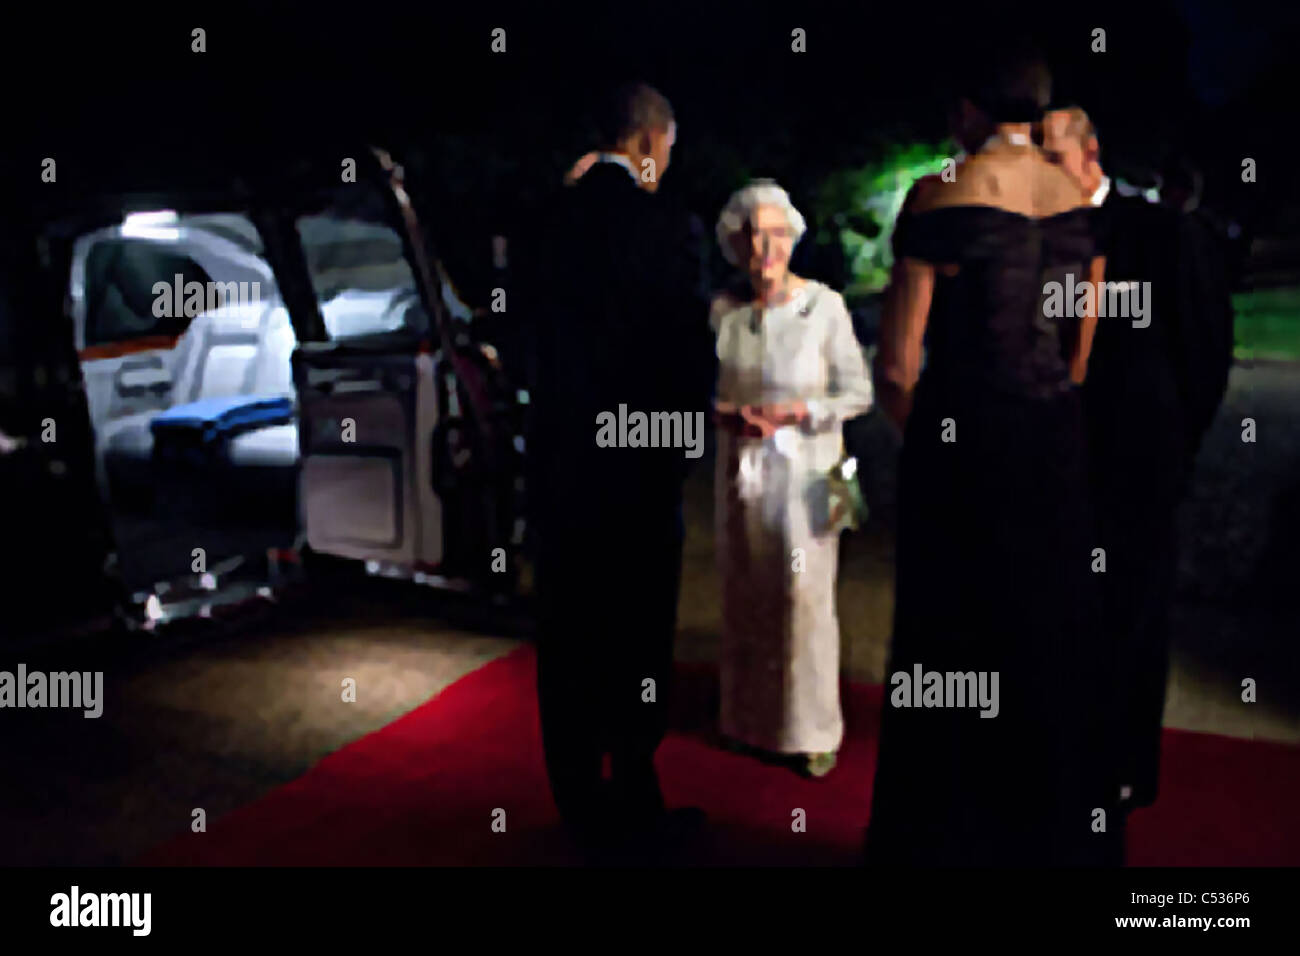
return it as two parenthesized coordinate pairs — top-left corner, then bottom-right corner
(140, 644), (1300, 866)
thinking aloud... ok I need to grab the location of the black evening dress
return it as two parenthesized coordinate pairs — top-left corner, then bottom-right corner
(865, 204), (1119, 866)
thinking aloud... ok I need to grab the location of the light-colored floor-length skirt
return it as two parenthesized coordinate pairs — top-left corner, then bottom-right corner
(716, 430), (844, 755)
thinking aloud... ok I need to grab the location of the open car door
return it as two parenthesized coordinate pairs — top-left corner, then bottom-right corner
(287, 148), (524, 595)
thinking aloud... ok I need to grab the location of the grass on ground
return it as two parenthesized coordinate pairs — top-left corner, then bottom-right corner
(1234, 286), (1300, 361)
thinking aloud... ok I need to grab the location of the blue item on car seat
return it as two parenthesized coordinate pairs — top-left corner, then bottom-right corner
(151, 396), (294, 467)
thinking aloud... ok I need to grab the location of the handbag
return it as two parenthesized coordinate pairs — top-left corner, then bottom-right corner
(826, 454), (868, 533)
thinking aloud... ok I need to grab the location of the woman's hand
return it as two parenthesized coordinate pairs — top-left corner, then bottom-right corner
(713, 400), (742, 428)
(716, 401), (809, 437)
(737, 405), (776, 438)
(760, 401), (809, 426)
(716, 401), (765, 437)
(739, 402), (809, 437)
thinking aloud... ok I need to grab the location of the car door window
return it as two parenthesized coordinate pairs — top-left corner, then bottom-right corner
(296, 213), (428, 340)
(83, 240), (213, 348)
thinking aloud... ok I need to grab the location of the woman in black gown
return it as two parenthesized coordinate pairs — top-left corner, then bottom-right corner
(865, 54), (1120, 866)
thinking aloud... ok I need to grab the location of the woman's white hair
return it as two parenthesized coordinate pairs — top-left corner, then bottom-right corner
(715, 178), (807, 267)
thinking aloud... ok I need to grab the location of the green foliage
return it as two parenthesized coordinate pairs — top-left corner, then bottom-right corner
(1232, 285), (1300, 361)
(810, 141), (954, 298)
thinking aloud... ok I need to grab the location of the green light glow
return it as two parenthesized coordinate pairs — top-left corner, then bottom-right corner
(812, 142), (955, 298)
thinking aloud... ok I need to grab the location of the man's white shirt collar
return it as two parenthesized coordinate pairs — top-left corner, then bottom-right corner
(594, 152), (640, 183)
(1091, 175), (1111, 207)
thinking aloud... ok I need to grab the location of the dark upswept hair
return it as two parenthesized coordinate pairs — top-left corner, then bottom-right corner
(593, 82), (675, 150)
(965, 42), (1052, 124)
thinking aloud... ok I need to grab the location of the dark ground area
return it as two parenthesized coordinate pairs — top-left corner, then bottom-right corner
(0, 362), (1296, 865)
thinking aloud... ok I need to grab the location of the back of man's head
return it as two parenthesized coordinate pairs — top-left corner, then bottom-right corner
(1045, 105), (1101, 164)
(1160, 155), (1203, 211)
(1054, 106), (1096, 149)
(594, 82), (674, 151)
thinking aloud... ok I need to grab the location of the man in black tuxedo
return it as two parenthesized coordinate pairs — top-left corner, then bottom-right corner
(517, 82), (714, 859)
(1158, 155), (1236, 467)
(1044, 109), (1232, 822)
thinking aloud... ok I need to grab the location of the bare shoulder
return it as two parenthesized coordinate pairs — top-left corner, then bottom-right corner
(904, 173), (949, 215)
(920, 150), (1091, 216)
(914, 154), (1009, 211)
(1034, 159), (1092, 216)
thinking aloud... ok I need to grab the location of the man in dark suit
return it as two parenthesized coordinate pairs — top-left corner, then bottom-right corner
(1043, 109), (1232, 823)
(517, 83), (714, 859)
(1158, 155), (1236, 468)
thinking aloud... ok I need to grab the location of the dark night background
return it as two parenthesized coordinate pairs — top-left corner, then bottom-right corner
(4, 1), (1299, 294)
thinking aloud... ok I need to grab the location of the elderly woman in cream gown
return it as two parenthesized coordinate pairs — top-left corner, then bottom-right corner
(711, 180), (874, 777)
